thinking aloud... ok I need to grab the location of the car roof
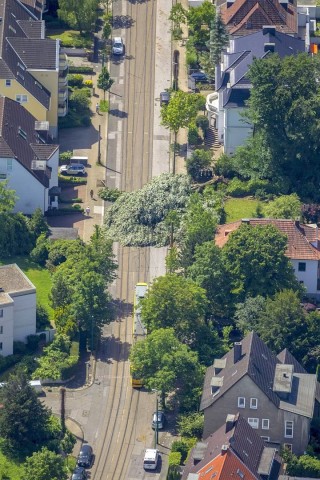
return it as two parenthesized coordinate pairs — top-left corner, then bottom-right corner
(160, 92), (170, 98)
(80, 444), (92, 453)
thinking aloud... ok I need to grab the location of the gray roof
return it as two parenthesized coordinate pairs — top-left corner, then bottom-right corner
(218, 28), (305, 108)
(0, 0), (56, 108)
(49, 227), (79, 241)
(0, 97), (58, 187)
(200, 332), (316, 419)
(0, 264), (35, 297)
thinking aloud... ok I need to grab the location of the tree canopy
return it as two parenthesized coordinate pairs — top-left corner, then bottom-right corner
(263, 194), (301, 219)
(24, 448), (68, 480)
(58, 0), (99, 34)
(97, 67), (114, 100)
(0, 180), (17, 212)
(161, 91), (205, 134)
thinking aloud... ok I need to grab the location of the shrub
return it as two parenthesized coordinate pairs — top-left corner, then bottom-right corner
(172, 26), (183, 40)
(68, 66), (94, 74)
(103, 21), (112, 40)
(214, 153), (236, 178)
(99, 100), (109, 113)
(171, 440), (189, 463)
(186, 149), (211, 180)
(0, 354), (23, 375)
(84, 79), (93, 88)
(13, 341), (27, 354)
(188, 124), (200, 146)
(177, 412), (204, 438)
(26, 335), (41, 352)
(98, 187), (123, 202)
(67, 74), (84, 88)
(58, 175), (87, 185)
(168, 451), (181, 466)
(59, 151), (72, 165)
(186, 48), (198, 68)
(195, 115), (209, 136)
(36, 304), (51, 331)
(226, 178), (250, 197)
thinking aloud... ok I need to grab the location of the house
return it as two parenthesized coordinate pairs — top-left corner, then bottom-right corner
(200, 332), (318, 455)
(0, 96), (59, 214)
(182, 413), (282, 480)
(210, 27), (305, 155)
(217, 0), (297, 37)
(215, 218), (320, 298)
(0, 0), (68, 138)
(0, 264), (37, 357)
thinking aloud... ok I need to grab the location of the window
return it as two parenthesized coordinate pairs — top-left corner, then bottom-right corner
(285, 421), (293, 438)
(284, 444), (292, 452)
(248, 418), (259, 429)
(7, 159), (12, 172)
(5, 79), (11, 86)
(0, 309), (3, 318)
(0, 173), (6, 179)
(261, 436), (270, 442)
(0, 343), (2, 350)
(237, 469), (245, 479)
(250, 398), (258, 409)
(298, 262), (306, 272)
(0, 326), (3, 334)
(262, 419), (270, 430)
(18, 127), (27, 139)
(238, 397), (245, 408)
(16, 94), (27, 104)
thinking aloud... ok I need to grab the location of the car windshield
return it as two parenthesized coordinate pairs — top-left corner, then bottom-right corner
(114, 42), (122, 48)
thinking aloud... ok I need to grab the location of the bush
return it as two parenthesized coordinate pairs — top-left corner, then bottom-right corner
(186, 48), (198, 68)
(26, 335), (41, 352)
(58, 175), (87, 185)
(226, 178), (250, 197)
(67, 74), (84, 88)
(171, 440), (189, 463)
(103, 21), (112, 40)
(286, 453), (320, 477)
(59, 151), (72, 165)
(168, 451), (181, 466)
(84, 79), (93, 88)
(186, 149), (211, 180)
(214, 153), (236, 178)
(13, 341), (27, 354)
(188, 124), (200, 146)
(68, 66), (94, 74)
(177, 412), (204, 438)
(0, 354), (22, 375)
(98, 187), (123, 202)
(30, 233), (49, 266)
(36, 304), (51, 331)
(196, 115), (209, 136)
(99, 100), (109, 113)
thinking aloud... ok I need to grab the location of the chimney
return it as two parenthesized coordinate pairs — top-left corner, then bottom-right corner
(225, 414), (236, 433)
(221, 445), (228, 455)
(233, 342), (242, 364)
(264, 43), (276, 53)
(262, 25), (276, 35)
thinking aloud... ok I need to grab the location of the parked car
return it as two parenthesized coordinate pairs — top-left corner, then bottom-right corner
(160, 91), (170, 106)
(190, 71), (209, 83)
(143, 448), (160, 470)
(152, 411), (166, 430)
(59, 164), (85, 176)
(77, 444), (93, 468)
(71, 467), (87, 480)
(112, 37), (124, 55)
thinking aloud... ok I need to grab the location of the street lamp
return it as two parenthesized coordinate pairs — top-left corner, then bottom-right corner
(152, 389), (160, 448)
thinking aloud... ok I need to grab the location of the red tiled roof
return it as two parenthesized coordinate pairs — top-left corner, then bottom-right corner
(197, 449), (257, 480)
(221, 0), (297, 35)
(215, 219), (320, 260)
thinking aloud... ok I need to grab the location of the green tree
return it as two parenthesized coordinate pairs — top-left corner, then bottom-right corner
(33, 334), (78, 380)
(24, 447), (68, 480)
(141, 274), (207, 344)
(69, 89), (91, 114)
(177, 412), (204, 438)
(169, 3), (188, 29)
(187, 241), (231, 318)
(246, 53), (320, 198)
(97, 66), (114, 100)
(0, 180), (17, 212)
(222, 224), (301, 302)
(129, 328), (203, 409)
(234, 296), (266, 334)
(0, 372), (51, 452)
(186, 149), (212, 180)
(263, 194), (301, 219)
(209, 14), (229, 65)
(0, 213), (34, 257)
(58, 0), (99, 34)
(187, 0), (216, 47)
(36, 303), (51, 331)
(161, 92), (205, 149)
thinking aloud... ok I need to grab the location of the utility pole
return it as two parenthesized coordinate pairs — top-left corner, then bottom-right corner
(98, 125), (101, 164)
(155, 394), (159, 448)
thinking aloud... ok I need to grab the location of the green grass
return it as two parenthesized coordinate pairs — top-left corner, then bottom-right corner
(99, 99), (109, 113)
(47, 29), (92, 48)
(0, 448), (23, 479)
(225, 197), (260, 222)
(0, 256), (53, 320)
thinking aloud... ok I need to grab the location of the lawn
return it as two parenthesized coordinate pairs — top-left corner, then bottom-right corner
(225, 197), (260, 222)
(0, 256), (53, 320)
(47, 29), (92, 49)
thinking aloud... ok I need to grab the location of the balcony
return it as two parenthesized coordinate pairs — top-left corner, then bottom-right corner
(206, 92), (219, 114)
(59, 75), (68, 88)
(59, 89), (68, 102)
(58, 103), (67, 117)
(59, 53), (68, 72)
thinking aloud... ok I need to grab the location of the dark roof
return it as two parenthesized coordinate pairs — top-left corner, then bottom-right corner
(200, 331), (316, 418)
(217, 28), (305, 108)
(182, 414), (279, 480)
(49, 227), (79, 241)
(0, 97), (58, 187)
(19, 0), (44, 19)
(221, 0), (297, 36)
(0, 0), (55, 108)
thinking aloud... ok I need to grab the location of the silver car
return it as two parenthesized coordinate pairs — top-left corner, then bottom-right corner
(112, 37), (124, 55)
(59, 164), (85, 176)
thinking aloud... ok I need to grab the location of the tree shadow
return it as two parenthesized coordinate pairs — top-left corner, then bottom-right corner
(65, 351), (91, 389)
(109, 109), (128, 118)
(97, 334), (131, 363)
(112, 298), (133, 319)
(112, 15), (134, 29)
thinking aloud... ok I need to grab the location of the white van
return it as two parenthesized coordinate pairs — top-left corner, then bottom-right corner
(143, 449), (159, 470)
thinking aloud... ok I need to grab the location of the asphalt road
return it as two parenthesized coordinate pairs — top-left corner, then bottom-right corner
(91, 0), (169, 478)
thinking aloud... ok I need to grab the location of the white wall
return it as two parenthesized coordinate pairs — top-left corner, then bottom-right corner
(291, 259), (319, 296)
(0, 157), (46, 214)
(48, 149), (59, 188)
(0, 303), (14, 356)
(224, 108), (253, 155)
(11, 292), (36, 343)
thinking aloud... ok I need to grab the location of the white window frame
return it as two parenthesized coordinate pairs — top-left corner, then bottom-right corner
(261, 436), (270, 442)
(262, 419), (270, 430)
(285, 421), (293, 438)
(16, 94), (28, 104)
(238, 397), (245, 408)
(248, 418), (259, 429)
(250, 397), (258, 409)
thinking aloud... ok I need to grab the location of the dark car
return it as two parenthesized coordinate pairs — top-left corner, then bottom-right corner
(160, 91), (170, 106)
(77, 444), (93, 468)
(152, 411), (166, 430)
(72, 467), (87, 480)
(190, 71), (209, 83)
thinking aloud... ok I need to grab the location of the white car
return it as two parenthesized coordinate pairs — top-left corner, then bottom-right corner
(59, 164), (85, 176)
(112, 37), (124, 55)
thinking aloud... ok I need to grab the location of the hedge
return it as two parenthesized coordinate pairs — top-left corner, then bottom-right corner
(168, 452), (181, 466)
(68, 65), (94, 75)
(58, 176), (87, 185)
